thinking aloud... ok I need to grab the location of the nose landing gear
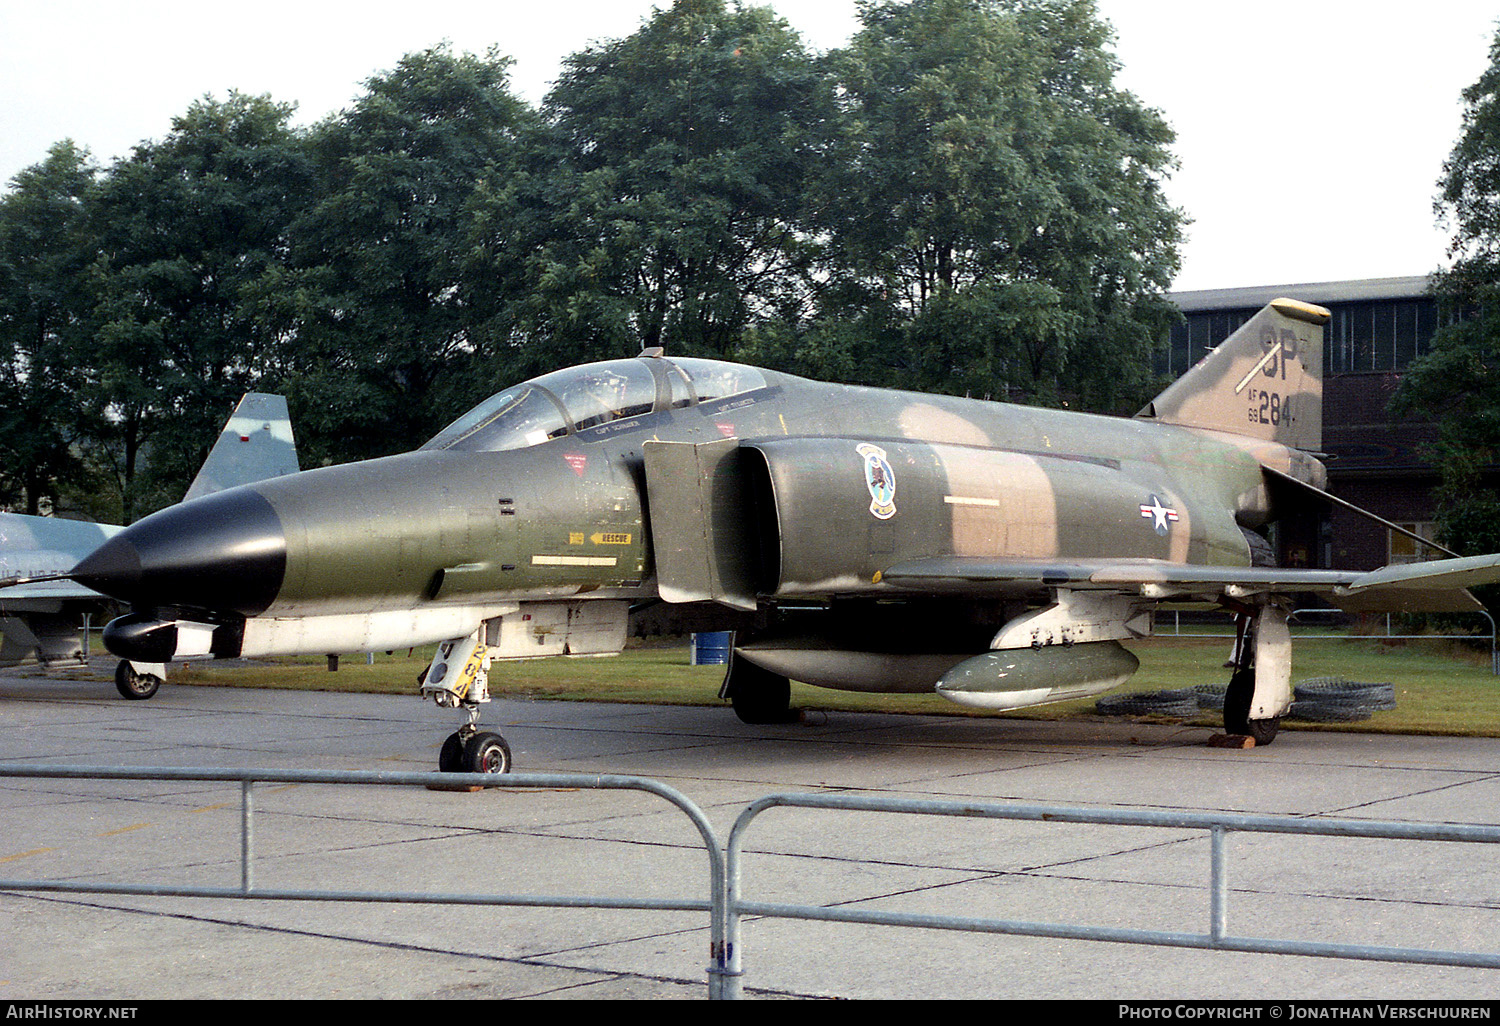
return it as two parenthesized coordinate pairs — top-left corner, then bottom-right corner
(423, 631), (512, 776)
(114, 659), (164, 700)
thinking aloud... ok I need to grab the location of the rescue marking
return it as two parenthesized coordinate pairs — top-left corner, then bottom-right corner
(1139, 494), (1180, 536)
(945, 495), (1001, 508)
(590, 532), (632, 545)
(532, 555), (619, 567)
(856, 443), (897, 520)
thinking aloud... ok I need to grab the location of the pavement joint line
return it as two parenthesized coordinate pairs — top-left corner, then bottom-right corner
(3, 889), (727, 993)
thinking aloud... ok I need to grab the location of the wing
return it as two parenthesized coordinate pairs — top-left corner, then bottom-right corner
(880, 553), (1500, 614)
(0, 513), (123, 605)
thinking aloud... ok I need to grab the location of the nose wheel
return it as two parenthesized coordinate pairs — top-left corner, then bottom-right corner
(439, 724), (512, 775)
(114, 660), (162, 700)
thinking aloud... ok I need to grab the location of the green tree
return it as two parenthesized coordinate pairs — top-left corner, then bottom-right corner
(1392, 23), (1500, 569)
(466, 0), (825, 372)
(809, 0), (1182, 406)
(86, 92), (310, 521)
(0, 141), (100, 514)
(259, 46), (533, 465)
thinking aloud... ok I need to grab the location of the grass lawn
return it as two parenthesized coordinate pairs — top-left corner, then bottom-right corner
(157, 631), (1500, 739)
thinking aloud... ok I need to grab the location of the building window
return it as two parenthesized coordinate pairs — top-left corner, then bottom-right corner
(1169, 289), (1441, 379)
(1388, 522), (1438, 564)
(1324, 298), (1439, 374)
(1395, 299), (1420, 368)
(1371, 301), (1396, 371)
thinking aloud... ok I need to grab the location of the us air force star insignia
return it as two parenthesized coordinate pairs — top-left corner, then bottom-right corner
(856, 443), (897, 520)
(1139, 494), (1179, 536)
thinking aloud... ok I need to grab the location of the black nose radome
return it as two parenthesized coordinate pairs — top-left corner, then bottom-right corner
(72, 487), (287, 617)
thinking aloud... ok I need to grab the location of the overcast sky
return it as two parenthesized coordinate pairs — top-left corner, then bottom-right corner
(1, 1), (1495, 291)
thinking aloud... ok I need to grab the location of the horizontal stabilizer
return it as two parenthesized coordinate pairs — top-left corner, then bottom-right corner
(1343, 553), (1500, 594)
(1262, 465), (1459, 559)
(0, 514), (122, 600)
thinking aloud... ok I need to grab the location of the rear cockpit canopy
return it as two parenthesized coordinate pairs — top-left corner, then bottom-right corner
(422, 357), (769, 452)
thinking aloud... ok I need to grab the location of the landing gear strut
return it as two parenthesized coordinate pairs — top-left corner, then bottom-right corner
(1223, 609), (1285, 746)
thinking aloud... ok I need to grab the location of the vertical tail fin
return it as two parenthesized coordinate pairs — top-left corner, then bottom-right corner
(183, 393), (300, 502)
(1137, 298), (1329, 451)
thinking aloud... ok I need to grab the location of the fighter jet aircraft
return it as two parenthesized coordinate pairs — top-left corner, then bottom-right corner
(0, 393), (299, 697)
(65, 300), (1500, 769)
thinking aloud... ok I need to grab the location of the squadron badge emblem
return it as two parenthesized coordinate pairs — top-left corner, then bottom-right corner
(856, 443), (897, 520)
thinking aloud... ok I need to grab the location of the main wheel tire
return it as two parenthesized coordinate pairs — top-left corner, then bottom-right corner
(1244, 716), (1280, 745)
(1223, 666), (1279, 745)
(463, 731), (512, 775)
(725, 658), (793, 724)
(114, 661), (161, 700)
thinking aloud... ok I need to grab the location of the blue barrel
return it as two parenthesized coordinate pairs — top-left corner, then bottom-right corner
(690, 631), (733, 665)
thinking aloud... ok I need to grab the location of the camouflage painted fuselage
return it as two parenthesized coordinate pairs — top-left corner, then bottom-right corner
(77, 360), (1306, 639)
(98, 298), (1500, 745)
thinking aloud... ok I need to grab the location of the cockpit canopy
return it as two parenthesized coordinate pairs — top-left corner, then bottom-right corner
(422, 357), (769, 452)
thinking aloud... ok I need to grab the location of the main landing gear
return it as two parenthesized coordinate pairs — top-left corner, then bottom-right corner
(422, 632), (512, 777)
(1224, 664), (1278, 746)
(1222, 605), (1292, 746)
(720, 647), (795, 724)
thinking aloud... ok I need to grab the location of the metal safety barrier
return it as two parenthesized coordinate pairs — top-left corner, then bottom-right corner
(0, 765), (737, 999)
(1162, 607), (1500, 675)
(723, 793), (1500, 998)
(3, 764), (1500, 998)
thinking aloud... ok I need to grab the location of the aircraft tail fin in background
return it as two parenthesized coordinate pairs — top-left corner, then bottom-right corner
(0, 393), (298, 682)
(1137, 298), (1329, 452)
(183, 393), (300, 502)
